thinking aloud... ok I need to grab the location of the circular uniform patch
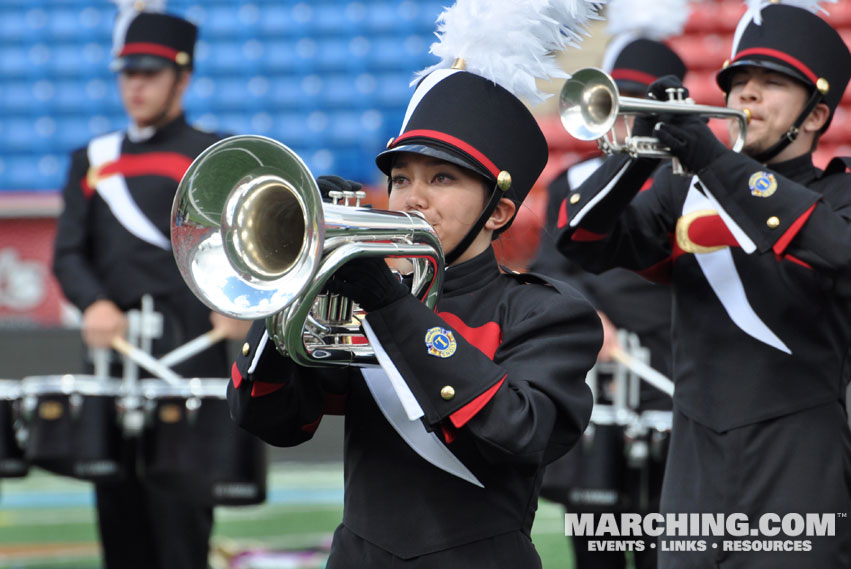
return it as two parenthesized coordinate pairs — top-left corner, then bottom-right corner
(425, 327), (457, 358)
(748, 171), (777, 198)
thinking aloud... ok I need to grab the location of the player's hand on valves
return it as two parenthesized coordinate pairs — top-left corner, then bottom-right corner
(82, 299), (127, 348)
(653, 115), (728, 173)
(646, 74), (690, 102)
(324, 257), (410, 312)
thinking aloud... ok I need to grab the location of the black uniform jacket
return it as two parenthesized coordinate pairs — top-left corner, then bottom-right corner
(228, 248), (601, 561)
(532, 157), (673, 399)
(53, 115), (226, 374)
(556, 150), (851, 432)
(53, 114), (220, 312)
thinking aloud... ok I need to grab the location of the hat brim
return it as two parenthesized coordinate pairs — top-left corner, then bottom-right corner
(111, 54), (174, 73)
(717, 58), (811, 93)
(375, 143), (493, 181)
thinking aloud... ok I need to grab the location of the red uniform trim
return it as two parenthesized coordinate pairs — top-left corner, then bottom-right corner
(81, 152), (193, 196)
(231, 362), (242, 389)
(782, 254), (812, 269)
(441, 424), (457, 444)
(323, 391), (348, 415)
(571, 227), (607, 242)
(772, 203), (817, 256)
(437, 312), (501, 359)
(393, 129), (500, 178)
(251, 381), (285, 397)
(119, 42), (179, 61)
(300, 416), (322, 434)
(611, 69), (657, 86)
(640, 178), (654, 192)
(101, 152), (192, 182)
(636, 256), (673, 284)
(733, 48), (818, 85)
(557, 198), (568, 229)
(449, 376), (506, 429)
(688, 215), (740, 249)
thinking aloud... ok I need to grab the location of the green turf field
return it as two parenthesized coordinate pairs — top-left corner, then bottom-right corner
(0, 463), (576, 568)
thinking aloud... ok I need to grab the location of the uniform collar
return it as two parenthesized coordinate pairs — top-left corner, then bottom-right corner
(442, 247), (501, 297)
(769, 153), (818, 185)
(127, 113), (188, 144)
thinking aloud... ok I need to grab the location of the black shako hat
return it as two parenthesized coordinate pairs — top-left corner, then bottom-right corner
(604, 37), (686, 94)
(112, 12), (197, 72)
(716, 4), (851, 126)
(376, 69), (549, 220)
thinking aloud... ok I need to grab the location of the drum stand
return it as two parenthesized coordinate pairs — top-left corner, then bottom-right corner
(89, 295), (234, 436)
(582, 330), (676, 511)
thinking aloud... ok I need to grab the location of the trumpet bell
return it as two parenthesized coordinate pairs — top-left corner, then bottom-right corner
(558, 67), (620, 141)
(171, 135), (324, 320)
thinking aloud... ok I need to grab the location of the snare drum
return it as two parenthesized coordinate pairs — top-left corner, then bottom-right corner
(624, 409), (672, 511)
(0, 379), (28, 477)
(20, 375), (125, 482)
(564, 404), (635, 511)
(141, 378), (267, 506)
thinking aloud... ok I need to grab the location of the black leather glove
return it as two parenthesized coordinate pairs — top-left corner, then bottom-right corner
(632, 113), (660, 138)
(316, 175), (363, 203)
(653, 115), (728, 173)
(324, 257), (409, 312)
(631, 76), (689, 138)
(647, 75), (689, 102)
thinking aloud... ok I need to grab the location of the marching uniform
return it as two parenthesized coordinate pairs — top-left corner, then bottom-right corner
(54, 114), (226, 376)
(52, 12), (223, 569)
(229, 247), (601, 567)
(227, 4), (606, 564)
(555, 6), (851, 567)
(532, 35), (685, 569)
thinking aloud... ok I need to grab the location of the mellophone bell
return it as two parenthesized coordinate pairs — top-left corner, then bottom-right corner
(4, 303), (267, 507)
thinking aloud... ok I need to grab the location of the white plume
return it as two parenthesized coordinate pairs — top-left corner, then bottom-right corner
(733, 0), (835, 56)
(606, 0), (689, 40)
(413, 0), (606, 106)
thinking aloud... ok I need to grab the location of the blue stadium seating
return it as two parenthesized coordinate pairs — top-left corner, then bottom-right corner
(0, 1), (446, 191)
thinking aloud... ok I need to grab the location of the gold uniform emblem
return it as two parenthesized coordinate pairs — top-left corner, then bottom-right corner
(748, 171), (777, 198)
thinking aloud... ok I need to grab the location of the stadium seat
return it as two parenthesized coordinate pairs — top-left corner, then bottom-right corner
(668, 34), (732, 72)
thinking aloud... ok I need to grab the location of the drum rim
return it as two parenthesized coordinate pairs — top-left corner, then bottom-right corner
(21, 374), (124, 396)
(0, 379), (22, 399)
(139, 377), (229, 400)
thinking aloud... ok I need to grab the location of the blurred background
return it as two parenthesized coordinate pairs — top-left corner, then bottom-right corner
(1, 1), (851, 568)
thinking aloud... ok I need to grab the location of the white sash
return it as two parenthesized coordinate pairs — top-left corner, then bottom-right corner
(87, 131), (171, 250)
(360, 320), (483, 487)
(683, 178), (791, 354)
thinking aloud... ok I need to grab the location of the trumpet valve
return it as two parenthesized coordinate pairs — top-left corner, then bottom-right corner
(328, 190), (367, 207)
(313, 292), (354, 326)
(665, 86), (688, 102)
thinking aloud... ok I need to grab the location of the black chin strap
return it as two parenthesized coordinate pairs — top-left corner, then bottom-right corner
(445, 183), (504, 265)
(751, 89), (824, 163)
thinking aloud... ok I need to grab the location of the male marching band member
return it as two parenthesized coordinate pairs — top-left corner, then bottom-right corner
(532, 4), (688, 563)
(555, 2), (851, 567)
(227, 1), (605, 567)
(52, 9), (244, 569)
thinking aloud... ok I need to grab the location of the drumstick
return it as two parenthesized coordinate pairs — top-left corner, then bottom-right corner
(609, 346), (675, 397)
(156, 328), (228, 369)
(111, 336), (185, 386)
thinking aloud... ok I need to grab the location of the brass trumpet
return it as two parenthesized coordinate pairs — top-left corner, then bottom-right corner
(559, 67), (749, 171)
(170, 135), (444, 367)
